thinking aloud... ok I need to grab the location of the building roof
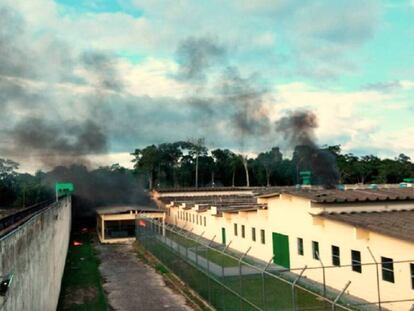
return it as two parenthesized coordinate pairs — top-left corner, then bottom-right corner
(156, 187), (257, 193)
(155, 186), (296, 195)
(96, 205), (163, 215)
(283, 188), (414, 204)
(321, 210), (414, 242)
(157, 194), (266, 212)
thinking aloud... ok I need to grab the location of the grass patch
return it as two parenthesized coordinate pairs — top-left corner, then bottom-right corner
(57, 231), (107, 311)
(166, 231), (199, 248)
(196, 248), (239, 267)
(140, 236), (350, 311)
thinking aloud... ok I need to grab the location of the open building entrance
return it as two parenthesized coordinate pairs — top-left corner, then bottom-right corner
(96, 206), (165, 244)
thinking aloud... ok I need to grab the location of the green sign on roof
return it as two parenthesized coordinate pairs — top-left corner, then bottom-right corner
(55, 182), (74, 196)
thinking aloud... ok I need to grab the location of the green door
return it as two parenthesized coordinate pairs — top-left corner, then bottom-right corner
(272, 232), (290, 269)
(221, 227), (226, 245)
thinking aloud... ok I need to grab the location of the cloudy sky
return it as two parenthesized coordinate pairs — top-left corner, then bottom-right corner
(1, 0), (414, 172)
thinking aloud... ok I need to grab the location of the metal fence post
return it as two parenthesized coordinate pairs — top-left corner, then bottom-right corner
(292, 266), (307, 311)
(207, 235), (216, 305)
(239, 247), (252, 311)
(222, 241), (233, 278)
(332, 281), (351, 311)
(195, 232), (205, 266)
(316, 251), (327, 298)
(367, 247), (382, 311)
(262, 256), (274, 311)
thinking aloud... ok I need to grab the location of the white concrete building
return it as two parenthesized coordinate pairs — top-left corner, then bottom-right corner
(155, 187), (414, 311)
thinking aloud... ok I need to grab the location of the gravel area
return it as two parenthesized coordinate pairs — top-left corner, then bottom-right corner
(96, 243), (194, 311)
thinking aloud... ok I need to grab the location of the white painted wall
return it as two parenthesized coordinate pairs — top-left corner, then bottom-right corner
(163, 194), (414, 311)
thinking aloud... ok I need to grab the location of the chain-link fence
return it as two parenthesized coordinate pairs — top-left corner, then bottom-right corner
(287, 257), (414, 311)
(136, 217), (354, 311)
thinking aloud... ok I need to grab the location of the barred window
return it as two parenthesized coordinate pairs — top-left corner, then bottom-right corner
(381, 257), (394, 283)
(332, 245), (340, 266)
(297, 238), (304, 256)
(351, 250), (362, 273)
(260, 229), (265, 244)
(312, 241), (319, 260)
(410, 263), (414, 289)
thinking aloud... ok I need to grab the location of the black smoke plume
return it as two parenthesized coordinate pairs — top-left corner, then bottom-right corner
(275, 110), (339, 188)
(0, 6), (151, 219)
(175, 36), (272, 149)
(220, 67), (271, 141)
(45, 165), (153, 224)
(175, 36), (226, 82)
(0, 5), (120, 168)
(10, 118), (107, 166)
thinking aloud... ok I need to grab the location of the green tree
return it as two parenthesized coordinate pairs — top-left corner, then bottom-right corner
(158, 142), (185, 187)
(131, 145), (160, 189)
(0, 159), (19, 207)
(183, 138), (208, 188)
(256, 147), (283, 186)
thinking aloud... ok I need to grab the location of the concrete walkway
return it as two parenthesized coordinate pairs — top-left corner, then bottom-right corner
(96, 243), (193, 311)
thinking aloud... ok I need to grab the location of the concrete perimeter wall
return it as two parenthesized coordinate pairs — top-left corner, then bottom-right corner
(0, 196), (71, 311)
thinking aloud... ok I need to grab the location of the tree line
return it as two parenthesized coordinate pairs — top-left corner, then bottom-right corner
(1, 141), (413, 209)
(131, 141), (414, 188)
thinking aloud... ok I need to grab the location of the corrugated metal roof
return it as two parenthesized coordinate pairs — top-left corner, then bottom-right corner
(321, 210), (414, 242)
(157, 194), (266, 212)
(284, 188), (414, 204)
(96, 205), (163, 215)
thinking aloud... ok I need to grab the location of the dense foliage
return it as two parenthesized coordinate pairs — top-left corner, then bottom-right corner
(1, 142), (413, 208)
(0, 162), (148, 211)
(131, 142), (414, 189)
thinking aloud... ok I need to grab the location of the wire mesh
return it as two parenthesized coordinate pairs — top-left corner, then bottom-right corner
(136, 218), (362, 311)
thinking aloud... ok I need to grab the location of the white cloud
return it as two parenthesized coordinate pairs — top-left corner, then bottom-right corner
(118, 58), (189, 98)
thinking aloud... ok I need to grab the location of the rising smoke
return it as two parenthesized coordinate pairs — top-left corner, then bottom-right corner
(0, 2), (340, 208)
(175, 36), (340, 187)
(175, 36), (227, 83)
(275, 110), (339, 187)
(0, 5), (149, 215)
(175, 36), (273, 149)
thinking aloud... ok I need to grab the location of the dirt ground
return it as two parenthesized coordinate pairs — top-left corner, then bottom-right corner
(96, 243), (194, 311)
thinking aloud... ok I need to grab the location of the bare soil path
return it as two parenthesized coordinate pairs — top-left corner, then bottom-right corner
(96, 243), (194, 311)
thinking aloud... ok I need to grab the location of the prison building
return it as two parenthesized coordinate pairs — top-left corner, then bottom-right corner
(96, 205), (165, 244)
(155, 187), (414, 311)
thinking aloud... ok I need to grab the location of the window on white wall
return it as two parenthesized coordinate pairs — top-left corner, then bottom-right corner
(260, 229), (265, 244)
(234, 223), (238, 236)
(297, 238), (304, 256)
(241, 225), (245, 238)
(312, 241), (319, 260)
(351, 250), (362, 273)
(252, 228), (256, 242)
(410, 263), (414, 289)
(204, 216), (206, 227)
(332, 245), (340, 266)
(381, 257), (394, 283)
